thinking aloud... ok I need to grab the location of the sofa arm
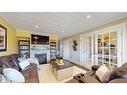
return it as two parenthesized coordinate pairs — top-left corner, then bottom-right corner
(28, 63), (37, 69)
(21, 63), (37, 71)
(91, 65), (100, 71)
(20, 64), (37, 80)
(109, 78), (127, 83)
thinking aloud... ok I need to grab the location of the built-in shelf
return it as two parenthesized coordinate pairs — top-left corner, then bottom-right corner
(18, 38), (30, 58)
(50, 41), (56, 60)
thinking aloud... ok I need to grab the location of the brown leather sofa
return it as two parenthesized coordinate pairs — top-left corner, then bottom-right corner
(0, 54), (39, 83)
(66, 63), (127, 83)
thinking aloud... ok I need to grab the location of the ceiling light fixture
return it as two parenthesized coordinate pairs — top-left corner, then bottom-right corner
(86, 15), (91, 19)
(35, 25), (39, 28)
(62, 31), (64, 33)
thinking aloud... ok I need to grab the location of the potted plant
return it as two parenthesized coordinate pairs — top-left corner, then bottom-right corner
(56, 55), (63, 65)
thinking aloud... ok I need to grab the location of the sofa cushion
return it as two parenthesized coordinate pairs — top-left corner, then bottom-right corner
(0, 57), (11, 68)
(0, 59), (3, 67)
(109, 78), (127, 83)
(118, 63), (127, 72)
(0, 56), (20, 70)
(118, 71), (127, 78)
(0, 67), (3, 74)
(95, 65), (111, 82)
(3, 68), (25, 83)
(0, 59), (4, 74)
(7, 56), (20, 70)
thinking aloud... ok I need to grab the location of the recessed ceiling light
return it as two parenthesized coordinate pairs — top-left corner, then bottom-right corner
(86, 15), (91, 19)
(62, 31), (64, 33)
(35, 25), (39, 28)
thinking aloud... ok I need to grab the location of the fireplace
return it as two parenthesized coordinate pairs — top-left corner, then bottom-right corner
(35, 53), (47, 65)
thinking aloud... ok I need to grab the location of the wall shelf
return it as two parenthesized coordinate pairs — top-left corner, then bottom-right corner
(50, 41), (56, 60)
(18, 38), (30, 58)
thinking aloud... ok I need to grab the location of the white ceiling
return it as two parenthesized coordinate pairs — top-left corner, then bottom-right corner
(0, 12), (127, 39)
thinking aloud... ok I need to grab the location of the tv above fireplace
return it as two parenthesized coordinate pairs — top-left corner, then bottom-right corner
(31, 34), (49, 45)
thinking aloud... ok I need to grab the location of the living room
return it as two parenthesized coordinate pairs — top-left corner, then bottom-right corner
(1, 0), (127, 95)
(0, 12), (127, 83)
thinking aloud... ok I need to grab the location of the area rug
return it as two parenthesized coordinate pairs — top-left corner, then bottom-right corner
(38, 64), (87, 83)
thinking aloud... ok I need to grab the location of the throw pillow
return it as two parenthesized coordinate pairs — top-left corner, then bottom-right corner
(3, 68), (25, 83)
(27, 58), (40, 69)
(18, 57), (26, 62)
(95, 65), (110, 82)
(18, 59), (30, 70)
(101, 69), (115, 83)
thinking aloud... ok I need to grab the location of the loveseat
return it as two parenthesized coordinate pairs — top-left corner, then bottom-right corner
(0, 54), (39, 83)
(66, 63), (127, 83)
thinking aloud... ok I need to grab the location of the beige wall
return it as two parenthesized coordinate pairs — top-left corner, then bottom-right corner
(70, 35), (80, 62)
(62, 35), (80, 62)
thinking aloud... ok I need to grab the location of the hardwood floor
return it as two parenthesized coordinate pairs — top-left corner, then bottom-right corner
(64, 60), (90, 71)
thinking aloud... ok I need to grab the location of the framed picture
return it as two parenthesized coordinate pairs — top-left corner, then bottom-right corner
(0, 24), (7, 51)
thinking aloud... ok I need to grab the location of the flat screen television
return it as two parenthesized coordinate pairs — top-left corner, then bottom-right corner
(31, 34), (49, 45)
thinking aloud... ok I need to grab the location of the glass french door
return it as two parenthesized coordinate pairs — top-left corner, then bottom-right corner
(86, 36), (92, 61)
(86, 35), (97, 64)
(80, 34), (96, 64)
(95, 29), (122, 68)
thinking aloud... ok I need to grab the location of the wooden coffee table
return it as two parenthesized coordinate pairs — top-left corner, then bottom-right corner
(49, 60), (73, 80)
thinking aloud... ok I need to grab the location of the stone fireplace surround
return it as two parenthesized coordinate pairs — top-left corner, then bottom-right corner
(30, 44), (50, 63)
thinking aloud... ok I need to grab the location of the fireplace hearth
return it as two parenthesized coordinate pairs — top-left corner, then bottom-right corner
(35, 53), (47, 65)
